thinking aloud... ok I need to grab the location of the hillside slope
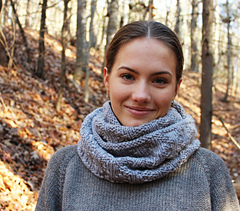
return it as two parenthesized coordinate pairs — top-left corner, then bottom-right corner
(0, 27), (239, 210)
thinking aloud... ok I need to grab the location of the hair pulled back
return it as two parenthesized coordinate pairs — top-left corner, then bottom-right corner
(105, 21), (184, 84)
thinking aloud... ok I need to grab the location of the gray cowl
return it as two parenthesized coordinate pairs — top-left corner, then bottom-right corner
(77, 101), (200, 184)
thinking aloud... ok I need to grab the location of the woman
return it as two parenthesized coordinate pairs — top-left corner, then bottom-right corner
(36, 21), (239, 210)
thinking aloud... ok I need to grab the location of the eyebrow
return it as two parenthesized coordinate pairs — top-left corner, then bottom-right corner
(117, 66), (173, 77)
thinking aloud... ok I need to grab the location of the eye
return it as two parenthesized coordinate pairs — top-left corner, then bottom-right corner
(152, 77), (168, 85)
(121, 73), (134, 81)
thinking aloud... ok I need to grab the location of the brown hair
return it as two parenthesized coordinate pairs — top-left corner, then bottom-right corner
(105, 21), (184, 84)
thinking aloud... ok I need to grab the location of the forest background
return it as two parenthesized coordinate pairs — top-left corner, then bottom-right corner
(0, 0), (240, 210)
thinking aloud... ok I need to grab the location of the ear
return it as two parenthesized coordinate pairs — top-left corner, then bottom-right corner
(175, 78), (182, 97)
(104, 67), (109, 90)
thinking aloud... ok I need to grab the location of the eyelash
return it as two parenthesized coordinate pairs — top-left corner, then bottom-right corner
(120, 73), (168, 85)
(152, 78), (168, 85)
(121, 73), (134, 81)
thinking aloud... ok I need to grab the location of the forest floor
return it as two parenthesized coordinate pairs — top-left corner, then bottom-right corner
(0, 27), (240, 210)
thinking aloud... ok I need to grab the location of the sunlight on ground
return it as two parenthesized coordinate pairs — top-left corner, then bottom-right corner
(234, 102), (240, 109)
(0, 161), (36, 210)
(0, 104), (55, 162)
(31, 141), (54, 161)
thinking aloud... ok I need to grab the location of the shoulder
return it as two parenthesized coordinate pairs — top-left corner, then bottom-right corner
(51, 145), (77, 160)
(193, 147), (227, 171)
(193, 147), (225, 164)
(46, 145), (78, 174)
(36, 145), (79, 210)
(191, 147), (232, 182)
(192, 149), (240, 210)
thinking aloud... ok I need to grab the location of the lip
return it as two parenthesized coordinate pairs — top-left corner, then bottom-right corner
(125, 106), (155, 116)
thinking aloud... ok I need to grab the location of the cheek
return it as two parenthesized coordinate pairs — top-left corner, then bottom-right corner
(109, 79), (130, 95)
(154, 89), (175, 109)
(155, 97), (172, 107)
(109, 84), (130, 101)
(154, 97), (172, 118)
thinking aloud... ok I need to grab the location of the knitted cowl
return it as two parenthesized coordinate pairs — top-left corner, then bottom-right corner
(77, 101), (200, 184)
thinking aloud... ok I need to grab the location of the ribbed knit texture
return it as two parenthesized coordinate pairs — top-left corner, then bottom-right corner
(35, 145), (240, 211)
(77, 101), (200, 184)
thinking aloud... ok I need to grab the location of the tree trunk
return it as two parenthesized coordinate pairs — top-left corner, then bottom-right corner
(89, 0), (97, 48)
(200, 0), (214, 149)
(165, 6), (170, 26)
(102, 0), (118, 73)
(105, 0), (118, 51)
(36, 0), (47, 79)
(84, 66), (90, 103)
(174, 0), (181, 36)
(190, 0), (199, 72)
(56, 0), (70, 112)
(74, 0), (90, 85)
(25, 0), (30, 28)
(0, 0), (8, 66)
(223, 0), (231, 102)
(10, 0), (31, 62)
(148, 0), (153, 21)
(99, 8), (107, 50)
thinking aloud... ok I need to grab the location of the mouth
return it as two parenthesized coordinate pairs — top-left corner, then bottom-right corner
(125, 106), (155, 116)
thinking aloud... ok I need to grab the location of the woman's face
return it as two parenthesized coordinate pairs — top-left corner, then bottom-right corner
(104, 37), (181, 127)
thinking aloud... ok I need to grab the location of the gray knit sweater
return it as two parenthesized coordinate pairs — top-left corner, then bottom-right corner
(35, 145), (239, 211)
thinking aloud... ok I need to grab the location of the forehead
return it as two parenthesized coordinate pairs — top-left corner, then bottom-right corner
(113, 38), (177, 74)
(118, 37), (175, 58)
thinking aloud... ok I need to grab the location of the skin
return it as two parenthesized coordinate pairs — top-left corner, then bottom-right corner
(104, 37), (181, 127)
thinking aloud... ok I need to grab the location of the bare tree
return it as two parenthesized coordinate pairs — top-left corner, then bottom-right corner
(98, 6), (107, 51)
(105, 0), (119, 51)
(200, 0), (214, 149)
(174, 0), (181, 35)
(0, 0), (8, 66)
(56, 0), (71, 111)
(74, 0), (89, 82)
(102, 0), (118, 73)
(10, 0), (31, 62)
(148, 0), (154, 21)
(222, 0), (232, 102)
(89, 0), (97, 48)
(25, 0), (30, 28)
(36, 0), (48, 79)
(165, 2), (171, 26)
(74, 0), (90, 102)
(190, 0), (199, 72)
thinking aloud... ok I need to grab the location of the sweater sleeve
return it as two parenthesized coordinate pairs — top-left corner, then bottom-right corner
(197, 148), (240, 211)
(35, 145), (77, 211)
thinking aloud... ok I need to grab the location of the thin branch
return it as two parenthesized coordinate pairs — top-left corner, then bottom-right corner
(10, 0), (31, 62)
(0, 25), (17, 70)
(215, 115), (240, 151)
(47, 0), (62, 9)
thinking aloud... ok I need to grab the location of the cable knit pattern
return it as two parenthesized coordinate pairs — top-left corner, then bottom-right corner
(77, 101), (200, 184)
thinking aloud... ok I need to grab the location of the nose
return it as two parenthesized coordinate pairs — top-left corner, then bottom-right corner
(132, 81), (151, 103)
